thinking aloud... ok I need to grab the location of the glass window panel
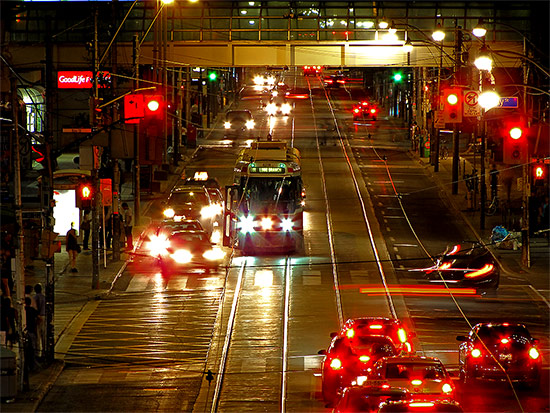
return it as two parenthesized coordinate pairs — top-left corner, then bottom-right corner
(232, 18), (259, 29)
(291, 18), (318, 30)
(231, 31), (260, 41)
(173, 31), (201, 41)
(203, 31), (230, 41)
(261, 18), (287, 30)
(262, 4), (288, 17)
(261, 31), (288, 41)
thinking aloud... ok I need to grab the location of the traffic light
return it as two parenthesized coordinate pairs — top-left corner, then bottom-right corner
(392, 72), (403, 82)
(503, 122), (528, 164)
(144, 95), (164, 117)
(76, 180), (93, 209)
(442, 89), (462, 123)
(208, 71), (218, 81)
(532, 161), (547, 185)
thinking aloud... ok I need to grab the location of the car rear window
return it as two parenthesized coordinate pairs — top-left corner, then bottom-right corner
(170, 191), (209, 205)
(385, 362), (445, 380)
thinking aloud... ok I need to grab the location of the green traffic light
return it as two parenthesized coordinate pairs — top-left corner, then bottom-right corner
(208, 72), (217, 81)
(393, 73), (403, 82)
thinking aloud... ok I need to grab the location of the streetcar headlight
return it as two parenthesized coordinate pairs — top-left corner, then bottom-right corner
(245, 119), (255, 130)
(224, 121), (231, 129)
(163, 208), (175, 219)
(210, 229), (221, 244)
(281, 218), (293, 232)
(398, 328), (408, 343)
(203, 248), (225, 261)
(260, 217), (273, 230)
(171, 249), (192, 264)
(238, 215), (255, 233)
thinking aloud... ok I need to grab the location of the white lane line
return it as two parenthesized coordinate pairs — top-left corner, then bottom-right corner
(528, 285), (550, 309)
(394, 243), (419, 247)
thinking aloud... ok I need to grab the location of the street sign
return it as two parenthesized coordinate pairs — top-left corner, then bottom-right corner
(463, 90), (481, 117)
(434, 110), (445, 129)
(100, 178), (112, 206)
(498, 97), (518, 108)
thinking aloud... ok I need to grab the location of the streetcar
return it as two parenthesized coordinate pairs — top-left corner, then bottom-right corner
(222, 140), (304, 254)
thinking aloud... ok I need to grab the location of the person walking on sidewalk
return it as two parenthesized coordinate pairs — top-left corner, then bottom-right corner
(122, 202), (133, 250)
(24, 296), (38, 370)
(66, 222), (80, 272)
(34, 283), (46, 359)
(81, 209), (91, 250)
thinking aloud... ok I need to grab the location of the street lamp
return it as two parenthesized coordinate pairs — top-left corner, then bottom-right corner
(478, 90), (500, 110)
(475, 46), (493, 71)
(472, 19), (487, 38)
(432, 23), (445, 42)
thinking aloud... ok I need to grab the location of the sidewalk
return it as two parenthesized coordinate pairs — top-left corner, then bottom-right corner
(1, 154), (191, 412)
(414, 152), (549, 289)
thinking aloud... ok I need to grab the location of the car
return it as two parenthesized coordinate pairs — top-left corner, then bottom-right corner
(323, 74), (346, 88)
(264, 96), (293, 116)
(456, 323), (542, 388)
(157, 217), (204, 237)
(414, 243), (500, 292)
(163, 186), (219, 234)
(319, 318), (415, 405)
(369, 356), (456, 401)
(352, 101), (379, 121)
(377, 398), (464, 412)
(334, 384), (410, 412)
(148, 229), (226, 273)
(302, 65), (323, 76)
(224, 110), (255, 138)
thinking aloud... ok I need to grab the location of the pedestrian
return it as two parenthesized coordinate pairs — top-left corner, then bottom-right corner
(1, 296), (17, 348)
(25, 284), (37, 310)
(66, 222), (80, 272)
(105, 206), (112, 249)
(24, 296), (38, 370)
(34, 283), (46, 359)
(489, 164), (499, 200)
(81, 209), (91, 250)
(121, 202), (133, 250)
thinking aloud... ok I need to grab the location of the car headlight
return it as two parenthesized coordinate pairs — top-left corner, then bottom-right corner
(265, 103), (276, 115)
(203, 248), (225, 261)
(148, 234), (170, 257)
(281, 103), (291, 114)
(529, 347), (540, 359)
(163, 208), (175, 218)
(171, 249), (192, 264)
(442, 382), (453, 394)
(210, 229), (221, 244)
(224, 121), (231, 129)
(245, 119), (255, 129)
(330, 358), (342, 370)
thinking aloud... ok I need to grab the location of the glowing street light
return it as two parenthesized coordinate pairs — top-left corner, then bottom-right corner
(432, 24), (445, 42)
(403, 39), (413, 53)
(472, 19), (487, 37)
(475, 47), (493, 71)
(479, 90), (500, 110)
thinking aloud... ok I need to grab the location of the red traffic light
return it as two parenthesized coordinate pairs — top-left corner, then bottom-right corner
(441, 88), (462, 123)
(81, 184), (92, 200)
(143, 95), (164, 118)
(76, 181), (93, 209)
(509, 127), (523, 140)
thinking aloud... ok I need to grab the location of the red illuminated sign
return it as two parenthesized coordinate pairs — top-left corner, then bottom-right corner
(57, 71), (111, 89)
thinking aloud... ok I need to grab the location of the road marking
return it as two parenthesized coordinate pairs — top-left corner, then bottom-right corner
(126, 275), (150, 292)
(528, 285), (550, 309)
(394, 243), (419, 247)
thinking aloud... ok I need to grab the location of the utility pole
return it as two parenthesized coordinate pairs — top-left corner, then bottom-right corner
(451, 26), (462, 195)
(44, 17), (56, 363)
(91, 9), (100, 289)
(133, 35), (141, 227)
(521, 37), (530, 267)
(11, 76), (27, 391)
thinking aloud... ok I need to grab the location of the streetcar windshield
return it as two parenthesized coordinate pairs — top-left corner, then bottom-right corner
(240, 176), (301, 212)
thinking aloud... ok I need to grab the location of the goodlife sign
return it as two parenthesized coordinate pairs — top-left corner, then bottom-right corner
(57, 71), (111, 89)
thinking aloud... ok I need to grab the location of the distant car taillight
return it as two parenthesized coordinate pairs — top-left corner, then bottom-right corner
(529, 347), (540, 359)
(330, 358), (342, 370)
(471, 348), (482, 358)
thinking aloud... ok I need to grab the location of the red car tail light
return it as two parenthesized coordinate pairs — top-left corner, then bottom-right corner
(448, 245), (461, 255)
(465, 263), (494, 278)
(369, 324), (383, 330)
(501, 338), (510, 344)
(359, 355), (370, 363)
(346, 328), (355, 339)
(330, 358), (343, 370)
(411, 379), (423, 386)
(442, 382), (454, 394)
(370, 108), (377, 114)
(471, 348), (482, 358)
(353, 108), (360, 114)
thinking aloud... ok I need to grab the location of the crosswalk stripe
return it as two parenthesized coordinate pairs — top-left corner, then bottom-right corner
(126, 275), (150, 292)
(167, 277), (188, 290)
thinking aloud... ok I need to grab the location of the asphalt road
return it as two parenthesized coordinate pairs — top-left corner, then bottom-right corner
(37, 71), (549, 413)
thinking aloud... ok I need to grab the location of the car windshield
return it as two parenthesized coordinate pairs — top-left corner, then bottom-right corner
(385, 362), (445, 380)
(161, 221), (202, 231)
(170, 191), (209, 206)
(170, 232), (209, 245)
(227, 112), (250, 122)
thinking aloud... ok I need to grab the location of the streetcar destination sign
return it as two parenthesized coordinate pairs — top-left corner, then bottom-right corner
(249, 166), (285, 173)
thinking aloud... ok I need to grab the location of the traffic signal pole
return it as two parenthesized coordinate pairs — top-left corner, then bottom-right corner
(133, 35), (141, 227)
(451, 27), (463, 195)
(91, 10), (100, 289)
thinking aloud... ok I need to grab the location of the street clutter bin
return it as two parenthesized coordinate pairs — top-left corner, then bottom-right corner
(0, 346), (17, 400)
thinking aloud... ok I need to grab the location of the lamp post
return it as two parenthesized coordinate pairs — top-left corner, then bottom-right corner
(431, 24), (445, 172)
